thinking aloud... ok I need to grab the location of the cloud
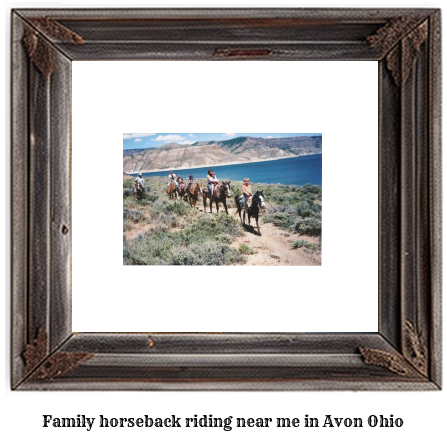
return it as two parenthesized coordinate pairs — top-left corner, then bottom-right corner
(123, 133), (156, 140)
(222, 133), (236, 137)
(178, 140), (195, 145)
(154, 134), (185, 142)
(188, 134), (196, 137)
(134, 138), (142, 142)
(266, 135), (280, 138)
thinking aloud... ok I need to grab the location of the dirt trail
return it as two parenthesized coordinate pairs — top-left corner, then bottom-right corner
(224, 206), (320, 266)
(124, 204), (321, 266)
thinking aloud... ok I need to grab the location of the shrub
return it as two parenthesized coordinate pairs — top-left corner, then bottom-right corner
(291, 240), (306, 249)
(182, 213), (242, 242)
(296, 200), (316, 218)
(123, 176), (322, 265)
(137, 198), (151, 206)
(156, 223), (169, 233)
(215, 233), (232, 244)
(239, 243), (255, 255)
(123, 199), (137, 210)
(123, 209), (144, 223)
(123, 219), (132, 231)
(146, 194), (158, 202)
(266, 204), (297, 215)
(123, 235), (130, 263)
(123, 231), (176, 265)
(292, 239), (320, 251)
(123, 196), (246, 266)
(162, 200), (190, 216)
(301, 183), (321, 195)
(169, 241), (245, 266)
(263, 212), (295, 230)
(293, 217), (322, 236)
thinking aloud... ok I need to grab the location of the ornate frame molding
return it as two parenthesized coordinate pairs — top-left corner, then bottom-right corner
(11, 8), (441, 390)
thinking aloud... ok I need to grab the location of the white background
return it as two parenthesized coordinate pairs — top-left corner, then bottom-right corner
(72, 60), (378, 332)
(2, 1), (445, 438)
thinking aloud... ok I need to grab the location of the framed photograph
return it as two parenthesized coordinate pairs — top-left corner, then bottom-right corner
(11, 8), (441, 390)
(122, 133), (323, 267)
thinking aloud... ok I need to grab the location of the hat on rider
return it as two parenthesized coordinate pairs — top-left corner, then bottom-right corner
(138, 173), (142, 177)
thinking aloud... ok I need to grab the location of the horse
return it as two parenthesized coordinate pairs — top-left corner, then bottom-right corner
(187, 182), (202, 207)
(167, 181), (177, 199)
(235, 191), (266, 236)
(177, 181), (188, 201)
(203, 181), (231, 214)
(134, 181), (145, 200)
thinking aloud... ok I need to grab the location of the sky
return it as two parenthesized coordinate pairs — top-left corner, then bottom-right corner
(123, 133), (322, 150)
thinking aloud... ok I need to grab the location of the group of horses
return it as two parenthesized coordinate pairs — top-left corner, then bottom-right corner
(166, 180), (266, 236)
(167, 180), (230, 212)
(167, 180), (204, 208)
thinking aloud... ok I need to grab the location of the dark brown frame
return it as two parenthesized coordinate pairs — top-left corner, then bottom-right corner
(11, 8), (441, 390)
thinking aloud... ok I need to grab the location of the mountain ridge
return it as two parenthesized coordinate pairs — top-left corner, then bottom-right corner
(123, 135), (322, 173)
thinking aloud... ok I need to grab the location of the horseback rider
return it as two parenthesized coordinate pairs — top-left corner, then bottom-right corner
(207, 169), (219, 196)
(186, 174), (194, 192)
(240, 177), (252, 209)
(168, 170), (178, 187)
(134, 173), (145, 193)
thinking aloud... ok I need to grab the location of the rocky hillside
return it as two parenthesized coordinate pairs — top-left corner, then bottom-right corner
(123, 136), (322, 173)
(123, 147), (152, 157)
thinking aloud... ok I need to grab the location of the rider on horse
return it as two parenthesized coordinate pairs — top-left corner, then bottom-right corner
(240, 177), (252, 209)
(168, 170), (178, 187)
(207, 169), (219, 196)
(186, 174), (194, 192)
(133, 173), (145, 194)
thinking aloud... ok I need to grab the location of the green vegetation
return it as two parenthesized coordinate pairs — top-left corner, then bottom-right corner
(123, 179), (134, 189)
(123, 219), (132, 232)
(124, 213), (246, 265)
(238, 243), (256, 255)
(123, 176), (322, 265)
(261, 183), (322, 238)
(291, 239), (320, 252)
(123, 177), (245, 265)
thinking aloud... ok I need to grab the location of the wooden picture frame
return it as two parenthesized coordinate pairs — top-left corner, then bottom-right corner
(11, 8), (441, 390)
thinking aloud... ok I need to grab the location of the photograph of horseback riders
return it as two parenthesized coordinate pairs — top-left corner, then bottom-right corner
(123, 133), (322, 266)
